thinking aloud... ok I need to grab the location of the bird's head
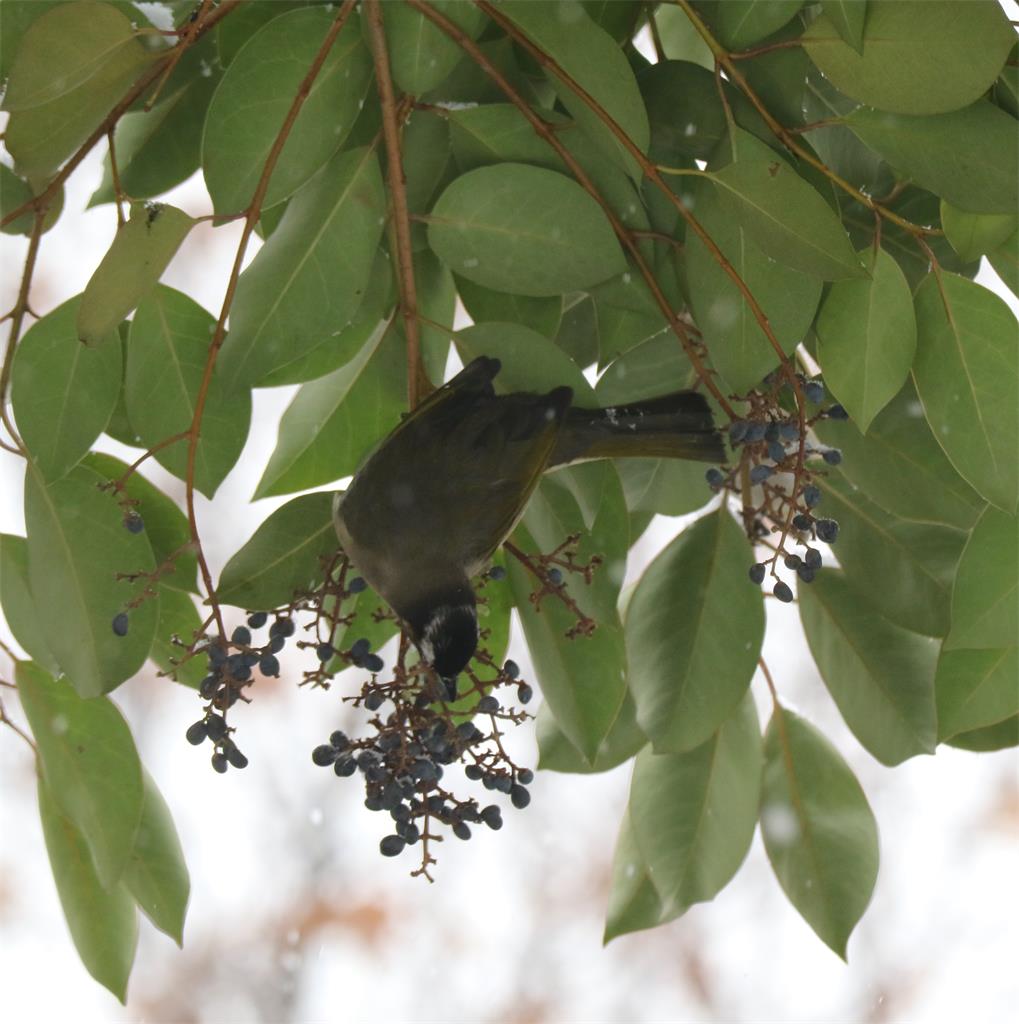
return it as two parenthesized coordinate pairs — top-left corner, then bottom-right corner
(404, 588), (478, 697)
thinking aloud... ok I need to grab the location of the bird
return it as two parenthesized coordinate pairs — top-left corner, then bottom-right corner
(332, 356), (724, 697)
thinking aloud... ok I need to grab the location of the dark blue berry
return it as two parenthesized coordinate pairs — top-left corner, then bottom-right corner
(364, 690), (384, 711)
(547, 567), (563, 585)
(767, 441), (786, 463)
(225, 744), (248, 769)
(705, 468), (725, 488)
(728, 420), (749, 444)
(822, 448), (843, 466)
(773, 581), (794, 603)
(488, 565), (506, 581)
(481, 805), (503, 830)
(764, 422), (780, 442)
(231, 626), (251, 646)
(793, 513), (813, 531)
(803, 485), (822, 508)
(380, 835), (405, 857)
(517, 684), (533, 705)
(517, 768), (534, 785)
(350, 638), (371, 660)
(227, 654), (251, 681)
(816, 518), (839, 543)
(112, 612), (129, 637)
(348, 576), (367, 594)
(207, 644), (227, 666)
(334, 756), (356, 777)
(511, 784), (531, 809)
(124, 512), (144, 534)
(211, 752), (228, 774)
(826, 404), (849, 420)
(804, 380), (825, 404)
(259, 654), (280, 677)
(503, 659), (520, 679)
(779, 422), (800, 441)
(465, 764), (484, 780)
(749, 563), (766, 585)
(269, 635), (285, 654)
(784, 554), (801, 570)
(247, 611), (268, 629)
(199, 675), (219, 699)
(749, 464), (773, 484)
(205, 715), (227, 741)
(804, 548), (822, 570)
(477, 695), (500, 714)
(403, 824), (420, 844)
(364, 653), (385, 673)
(312, 744), (337, 766)
(186, 720), (208, 745)
(453, 822), (472, 840)
(745, 422), (767, 443)
(330, 730), (349, 750)
(796, 564), (816, 583)
(270, 617), (295, 638)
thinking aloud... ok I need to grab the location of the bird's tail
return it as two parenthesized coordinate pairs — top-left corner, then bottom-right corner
(548, 391), (725, 468)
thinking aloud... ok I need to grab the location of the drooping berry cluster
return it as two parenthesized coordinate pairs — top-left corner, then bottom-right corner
(311, 649), (534, 880)
(703, 375), (847, 601)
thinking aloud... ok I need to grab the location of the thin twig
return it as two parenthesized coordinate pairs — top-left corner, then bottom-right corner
(0, 693), (37, 754)
(107, 129), (126, 228)
(112, 430), (191, 489)
(365, 0), (429, 409)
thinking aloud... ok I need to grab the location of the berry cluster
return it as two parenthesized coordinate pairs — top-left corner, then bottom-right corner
(311, 651), (534, 880)
(704, 375), (846, 602)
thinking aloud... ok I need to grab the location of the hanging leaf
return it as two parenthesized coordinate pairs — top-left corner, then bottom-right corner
(382, 0), (487, 94)
(122, 770), (190, 946)
(711, 128), (865, 279)
(685, 176), (822, 394)
(940, 202), (1017, 264)
(799, 570), (938, 765)
(18, 662), (144, 889)
(712, 1), (804, 51)
(816, 473), (967, 638)
(220, 146), (386, 387)
(457, 276), (562, 339)
(761, 706), (879, 959)
(202, 7), (372, 214)
(77, 203), (195, 346)
(536, 690), (647, 774)
(945, 506), (1018, 651)
(946, 715), (1019, 753)
(626, 510), (765, 753)
(217, 491), (339, 611)
(628, 693), (761, 916)
(814, 381), (986, 531)
(815, 247), (916, 432)
(24, 466), (159, 697)
(913, 273), (1018, 512)
(0, 534), (61, 674)
(803, 0), (1014, 115)
(4, 2), (154, 181)
(11, 295), (121, 480)
(639, 60), (727, 164)
(254, 321), (403, 498)
(846, 102), (1018, 214)
(936, 647), (1019, 741)
(36, 773), (138, 1004)
(428, 162), (625, 296)
(125, 286), (250, 499)
(819, 0), (867, 52)
(498, 0), (650, 179)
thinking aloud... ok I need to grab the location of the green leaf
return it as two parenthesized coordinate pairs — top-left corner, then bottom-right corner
(946, 505), (1018, 650)
(820, 0), (867, 52)
(913, 273), (1018, 512)
(989, 230), (1018, 300)
(761, 706), (878, 959)
(126, 285), (250, 499)
(712, 0), (804, 51)
(499, 0), (650, 179)
(428, 162), (625, 297)
(24, 466), (159, 697)
(448, 102), (562, 175)
(589, 267), (667, 364)
(799, 569), (938, 765)
(202, 7), (372, 214)
(654, 3), (714, 68)
(402, 110), (453, 223)
(11, 295), (121, 480)
(626, 510), (765, 753)
(816, 247), (916, 432)
(814, 380), (985, 531)
(383, 0), (487, 94)
(536, 690), (647, 774)
(148, 588), (205, 688)
(614, 458), (712, 518)
(220, 146), (387, 387)
(457, 276), (562, 339)
(595, 330), (694, 405)
(217, 491), (339, 610)
(945, 714), (1019, 752)
(3, 2), (153, 181)
(0, 534), (61, 673)
(628, 692), (761, 916)
(122, 769), (189, 946)
(816, 472), (966, 637)
(803, 0), (1014, 115)
(90, 72), (219, 206)
(36, 773), (137, 1004)
(685, 176), (822, 394)
(254, 320), (403, 498)
(639, 59), (727, 164)
(711, 128), (865, 279)
(936, 647), (1019, 741)
(82, 453), (199, 595)
(940, 202), (1017, 264)
(215, 0), (305, 67)
(846, 102), (1018, 214)
(604, 808), (678, 941)
(77, 203), (195, 345)
(1, 163), (64, 236)
(18, 661), (144, 888)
